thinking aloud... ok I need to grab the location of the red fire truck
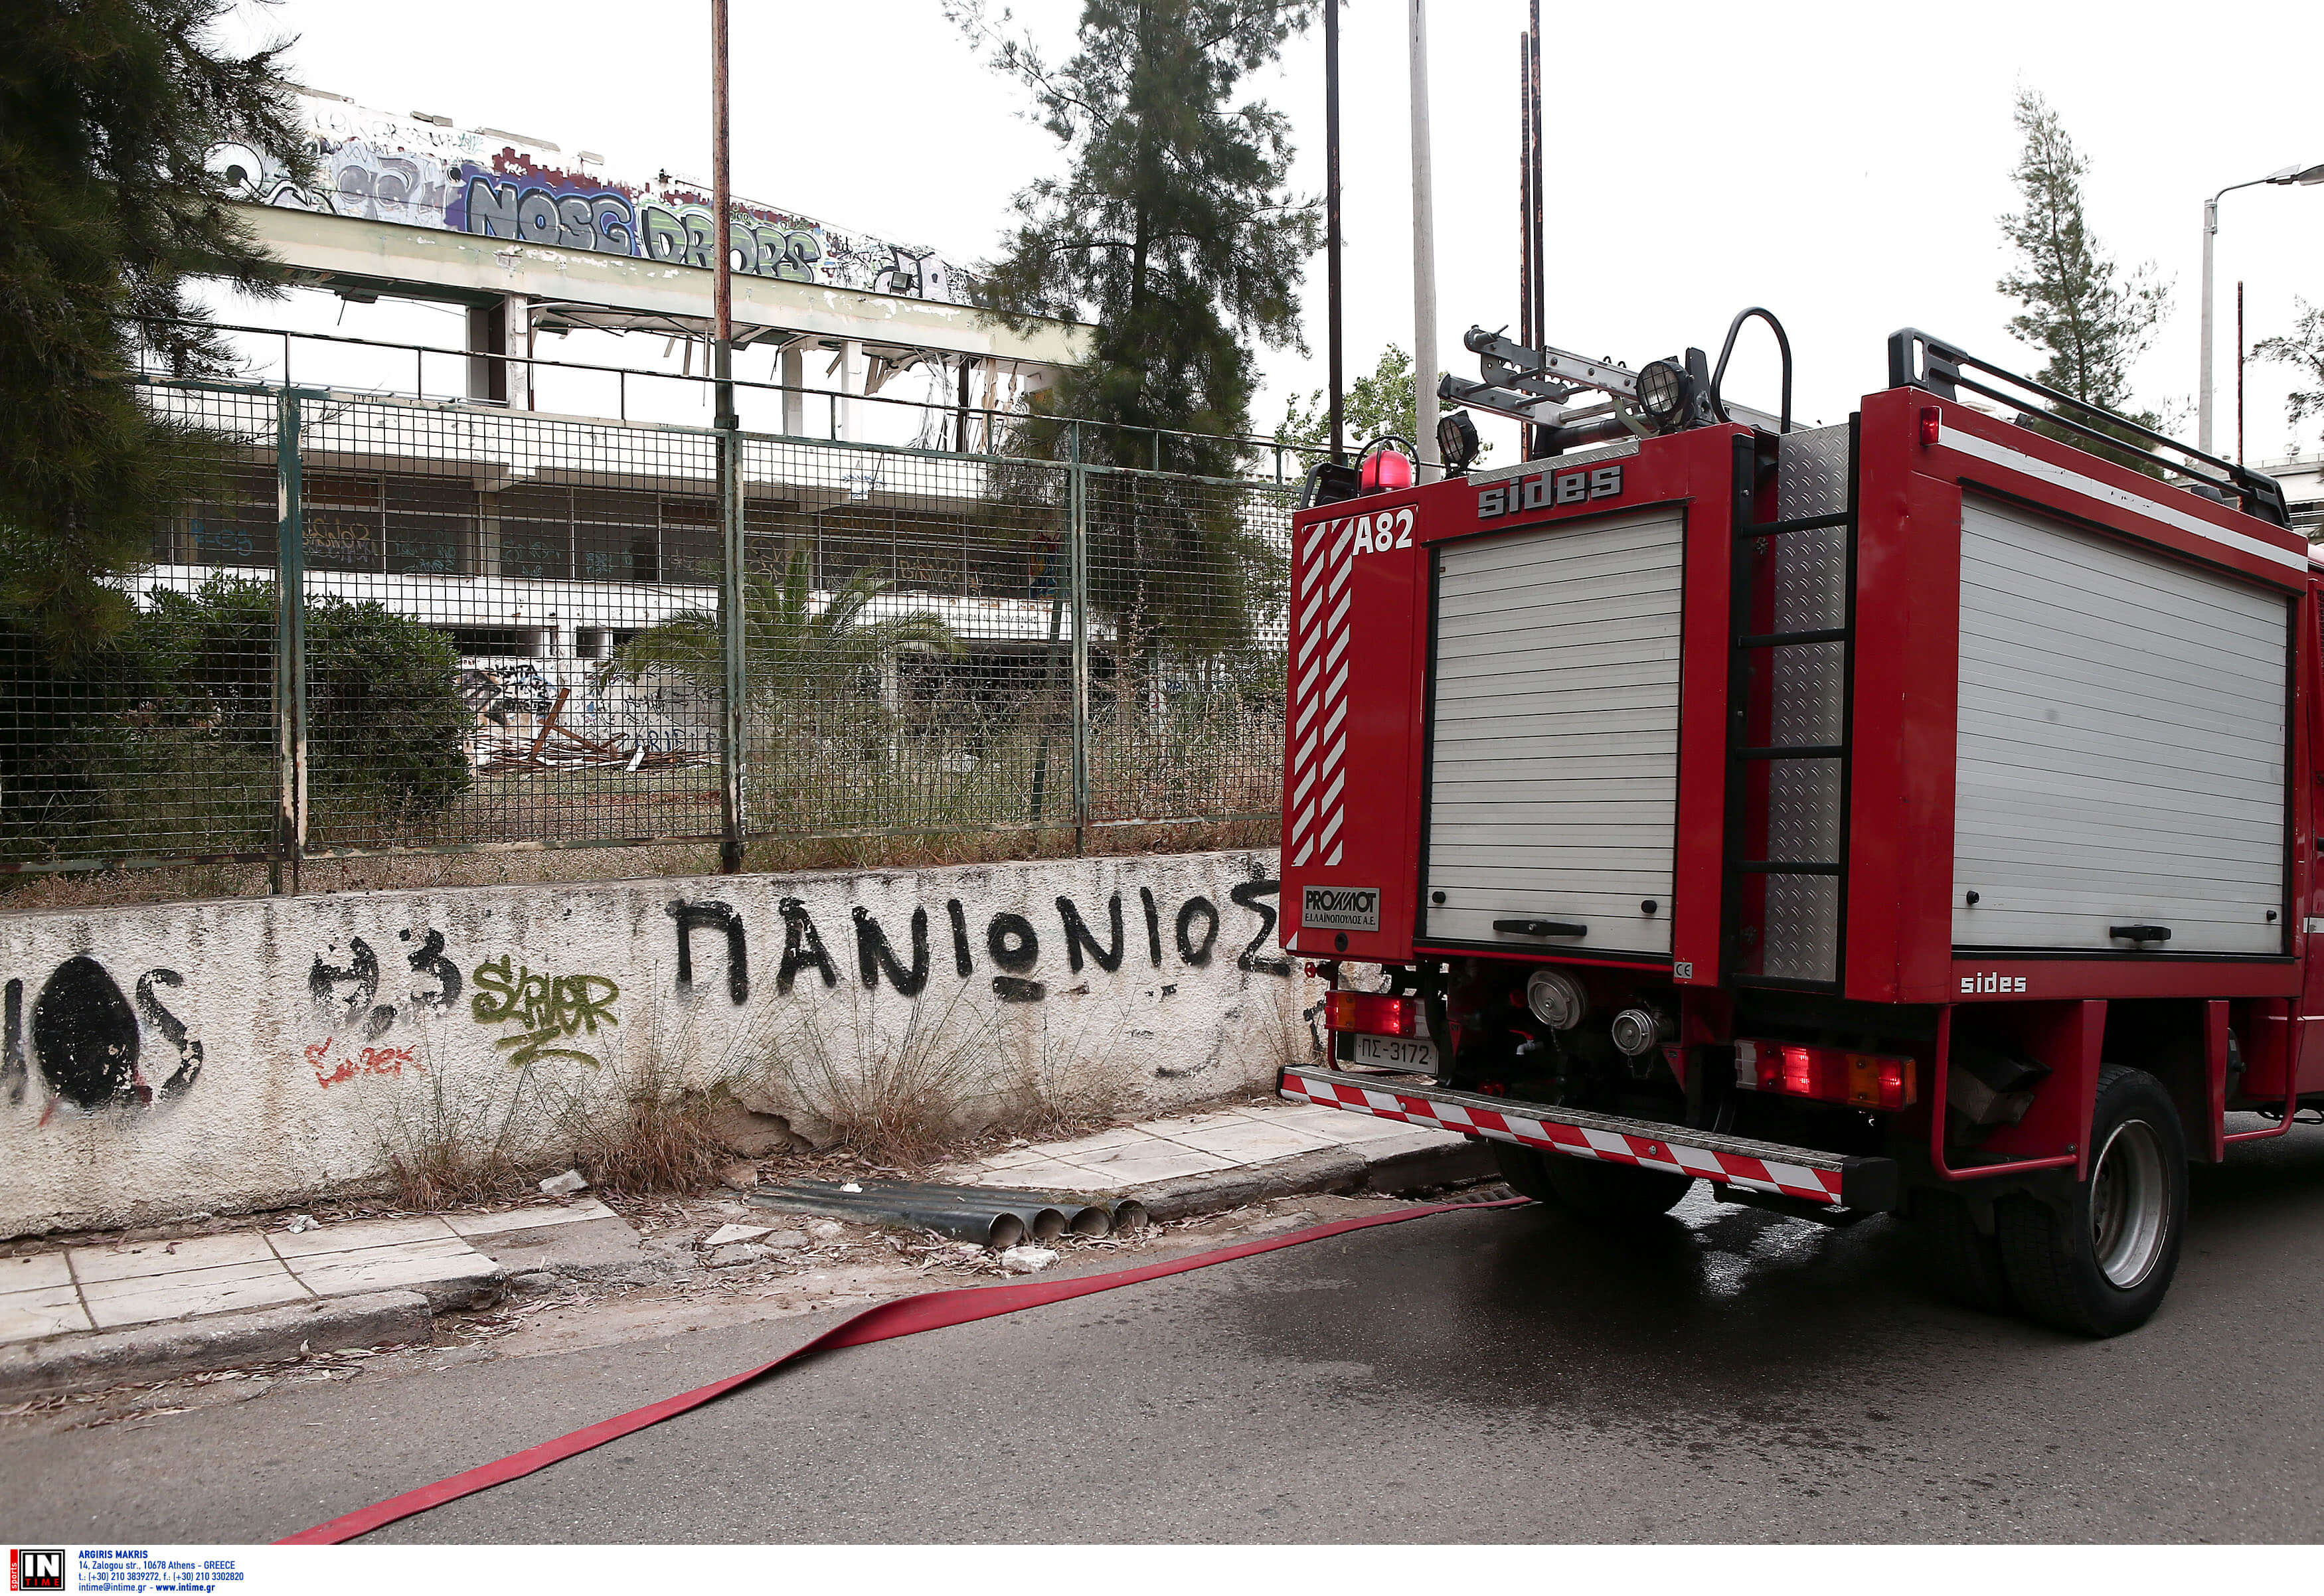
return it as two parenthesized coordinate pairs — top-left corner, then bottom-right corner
(1274, 319), (2311, 1336)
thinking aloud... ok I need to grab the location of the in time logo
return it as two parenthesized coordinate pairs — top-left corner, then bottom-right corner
(9, 1549), (64, 1591)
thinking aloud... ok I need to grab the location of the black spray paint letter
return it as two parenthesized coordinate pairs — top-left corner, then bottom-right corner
(310, 937), (394, 1039)
(134, 970), (203, 1097)
(668, 900), (750, 1004)
(400, 927), (465, 1011)
(32, 955), (139, 1111)
(1175, 896), (1219, 966)
(1139, 888), (1163, 967)
(776, 898), (839, 994)
(854, 906), (930, 997)
(986, 912), (1044, 1001)
(1056, 894), (1124, 974)
(1230, 880), (1292, 975)
(946, 899), (974, 978)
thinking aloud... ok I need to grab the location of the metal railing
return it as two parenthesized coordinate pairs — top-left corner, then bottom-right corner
(0, 377), (1297, 884)
(132, 315), (1329, 483)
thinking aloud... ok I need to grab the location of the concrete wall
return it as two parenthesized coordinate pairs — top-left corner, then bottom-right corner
(0, 852), (1312, 1237)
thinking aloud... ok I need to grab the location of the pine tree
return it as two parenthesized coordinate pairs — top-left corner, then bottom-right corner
(954, 0), (1320, 475)
(953, 0), (1319, 675)
(0, 1), (311, 661)
(1997, 90), (2169, 449)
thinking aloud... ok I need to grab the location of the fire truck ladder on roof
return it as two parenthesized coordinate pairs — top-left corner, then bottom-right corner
(1721, 420), (1860, 991)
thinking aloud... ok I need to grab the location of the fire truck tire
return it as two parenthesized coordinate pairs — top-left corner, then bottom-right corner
(1994, 1065), (2187, 1338)
(1493, 1143), (1691, 1222)
(1904, 1188), (2014, 1315)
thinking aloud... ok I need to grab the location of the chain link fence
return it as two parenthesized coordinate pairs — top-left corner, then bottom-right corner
(0, 378), (1298, 886)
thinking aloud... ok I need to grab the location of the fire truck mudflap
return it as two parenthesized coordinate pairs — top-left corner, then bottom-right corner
(1278, 1064), (1900, 1211)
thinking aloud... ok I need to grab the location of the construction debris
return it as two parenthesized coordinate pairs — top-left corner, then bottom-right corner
(473, 686), (710, 775)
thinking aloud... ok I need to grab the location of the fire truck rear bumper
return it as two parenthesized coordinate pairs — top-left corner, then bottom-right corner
(1278, 1066), (1900, 1211)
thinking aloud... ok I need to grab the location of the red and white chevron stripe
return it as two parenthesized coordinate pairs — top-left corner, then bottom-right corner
(1286, 514), (1361, 868)
(1279, 1070), (1846, 1205)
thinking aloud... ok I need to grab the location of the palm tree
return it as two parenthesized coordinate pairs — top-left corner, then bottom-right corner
(596, 545), (961, 706)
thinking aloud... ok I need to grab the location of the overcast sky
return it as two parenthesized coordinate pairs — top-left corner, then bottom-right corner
(214, 0), (2321, 465)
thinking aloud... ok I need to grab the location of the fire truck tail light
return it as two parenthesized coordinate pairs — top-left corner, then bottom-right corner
(1325, 991), (1420, 1038)
(1734, 1038), (1916, 1111)
(1919, 405), (1940, 447)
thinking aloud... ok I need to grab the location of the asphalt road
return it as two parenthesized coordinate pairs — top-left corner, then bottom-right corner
(10, 1122), (2324, 1543)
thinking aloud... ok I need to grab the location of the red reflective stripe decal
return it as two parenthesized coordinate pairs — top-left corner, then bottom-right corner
(1279, 1073), (1845, 1205)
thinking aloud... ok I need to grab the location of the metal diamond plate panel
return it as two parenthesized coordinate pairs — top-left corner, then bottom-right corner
(1774, 424), (1850, 520)
(1769, 639), (1845, 748)
(1766, 758), (1843, 866)
(1761, 874), (1841, 983)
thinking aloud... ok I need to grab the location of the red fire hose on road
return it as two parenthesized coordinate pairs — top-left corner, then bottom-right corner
(281, 1196), (1523, 1544)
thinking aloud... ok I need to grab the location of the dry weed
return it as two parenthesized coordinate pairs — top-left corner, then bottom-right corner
(0, 820), (1278, 912)
(993, 1007), (1132, 1144)
(765, 985), (1005, 1166)
(550, 1004), (744, 1196)
(369, 1035), (546, 1210)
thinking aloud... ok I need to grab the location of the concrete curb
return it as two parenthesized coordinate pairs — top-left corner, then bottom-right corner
(1121, 1135), (1497, 1222)
(0, 1290), (432, 1399)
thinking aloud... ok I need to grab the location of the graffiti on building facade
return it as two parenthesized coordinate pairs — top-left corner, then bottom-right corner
(212, 98), (973, 306)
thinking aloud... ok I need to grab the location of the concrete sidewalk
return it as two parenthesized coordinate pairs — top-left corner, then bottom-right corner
(939, 1095), (1489, 1216)
(0, 1200), (638, 1396)
(0, 1093), (1485, 1397)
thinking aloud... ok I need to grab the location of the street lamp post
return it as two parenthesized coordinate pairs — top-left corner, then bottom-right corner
(2200, 161), (2324, 455)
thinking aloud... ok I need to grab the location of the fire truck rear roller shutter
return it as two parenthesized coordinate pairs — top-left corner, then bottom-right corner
(1952, 495), (2289, 956)
(1424, 506), (1685, 956)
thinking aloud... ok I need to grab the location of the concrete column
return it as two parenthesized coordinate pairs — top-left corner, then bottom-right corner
(838, 338), (866, 442)
(506, 294), (533, 411)
(780, 341), (805, 437)
(465, 303), (506, 404)
(465, 293), (531, 407)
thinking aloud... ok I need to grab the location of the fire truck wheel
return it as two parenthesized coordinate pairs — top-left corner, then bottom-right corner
(1994, 1065), (2187, 1338)
(1493, 1143), (1691, 1222)
(1904, 1188), (2014, 1315)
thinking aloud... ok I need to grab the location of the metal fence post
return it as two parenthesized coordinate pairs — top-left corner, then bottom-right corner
(717, 424), (748, 874)
(272, 388), (307, 895)
(1069, 440), (1092, 856)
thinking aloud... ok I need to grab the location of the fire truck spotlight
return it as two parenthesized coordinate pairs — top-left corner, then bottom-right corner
(1637, 359), (1686, 426)
(1524, 968), (1588, 1031)
(1608, 1006), (1669, 1058)
(1437, 410), (1481, 473)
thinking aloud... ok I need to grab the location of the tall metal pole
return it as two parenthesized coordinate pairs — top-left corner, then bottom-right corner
(2199, 193), (2217, 455)
(2202, 164), (2324, 455)
(1408, 0), (1438, 481)
(712, 0), (746, 874)
(1528, 1), (1542, 355)
(1324, 0), (1346, 463)
(1517, 34), (1532, 357)
(711, 0), (736, 434)
(2236, 278), (2246, 466)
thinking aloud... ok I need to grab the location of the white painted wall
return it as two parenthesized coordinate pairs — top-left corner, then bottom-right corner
(0, 851), (1313, 1237)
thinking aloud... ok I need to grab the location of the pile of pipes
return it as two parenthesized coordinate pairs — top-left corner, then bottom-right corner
(751, 1180), (1150, 1251)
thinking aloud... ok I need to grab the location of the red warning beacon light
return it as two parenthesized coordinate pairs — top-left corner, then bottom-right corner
(1359, 442), (1414, 492)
